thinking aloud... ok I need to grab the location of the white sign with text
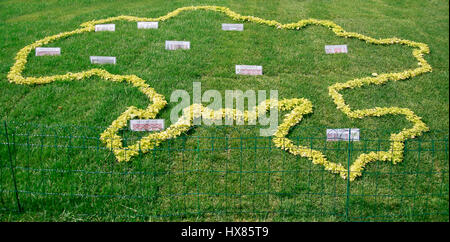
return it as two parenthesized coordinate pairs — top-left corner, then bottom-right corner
(90, 56), (116, 64)
(35, 47), (61, 56)
(325, 45), (348, 54)
(235, 65), (263, 75)
(326, 128), (360, 141)
(137, 21), (158, 29)
(165, 41), (190, 50)
(130, 119), (165, 131)
(222, 23), (244, 31)
(95, 24), (115, 32)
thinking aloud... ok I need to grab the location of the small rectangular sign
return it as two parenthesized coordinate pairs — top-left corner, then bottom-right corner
(222, 23), (244, 31)
(137, 21), (158, 29)
(326, 128), (360, 141)
(325, 45), (348, 54)
(165, 41), (190, 50)
(235, 65), (263, 75)
(95, 24), (115, 32)
(35, 47), (61, 56)
(90, 56), (116, 64)
(130, 119), (164, 131)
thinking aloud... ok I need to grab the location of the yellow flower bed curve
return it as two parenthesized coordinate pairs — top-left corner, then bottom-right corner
(7, 5), (432, 181)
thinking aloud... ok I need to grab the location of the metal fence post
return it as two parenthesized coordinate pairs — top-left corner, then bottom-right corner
(345, 128), (352, 221)
(3, 121), (22, 212)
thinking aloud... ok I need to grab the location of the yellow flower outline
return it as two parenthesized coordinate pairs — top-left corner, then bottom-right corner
(7, 6), (432, 181)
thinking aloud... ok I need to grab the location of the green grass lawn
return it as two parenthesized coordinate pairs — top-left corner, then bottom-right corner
(0, 0), (448, 221)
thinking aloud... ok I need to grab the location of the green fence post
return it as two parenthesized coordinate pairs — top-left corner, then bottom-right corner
(345, 128), (352, 221)
(3, 121), (22, 212)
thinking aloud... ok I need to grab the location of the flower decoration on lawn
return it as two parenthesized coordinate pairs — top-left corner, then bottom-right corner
(8, 6), (432, 181)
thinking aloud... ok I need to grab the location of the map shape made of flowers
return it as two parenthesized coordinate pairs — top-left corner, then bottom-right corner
(7, 6), (432, 181)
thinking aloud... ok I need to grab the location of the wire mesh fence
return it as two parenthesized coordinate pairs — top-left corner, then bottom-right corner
(0, 121), (448, 221)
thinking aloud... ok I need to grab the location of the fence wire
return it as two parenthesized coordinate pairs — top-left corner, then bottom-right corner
(0, 121), (448, 221)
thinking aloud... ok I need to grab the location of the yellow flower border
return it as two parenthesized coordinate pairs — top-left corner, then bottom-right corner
(7, 6), (432, 181)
